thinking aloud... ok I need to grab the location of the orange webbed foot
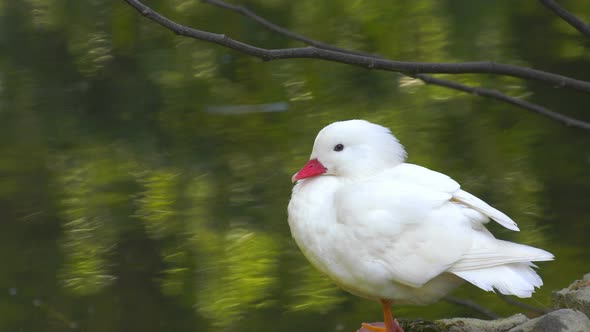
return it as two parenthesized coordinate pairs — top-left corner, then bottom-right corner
(357, 299), (404, 332)
(358, 321), (404, 332)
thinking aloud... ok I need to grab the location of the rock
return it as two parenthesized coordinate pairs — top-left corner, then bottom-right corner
(357, 315), (529, 332)
(436, 314), (528, 332)
(358, 320), (445, 332)
(357, 310), (588, 332)
(553, 273), (590, 317)
(508, 309), (590, 332)
(355, 271), (590, 332)
(403, 319), (446, 332)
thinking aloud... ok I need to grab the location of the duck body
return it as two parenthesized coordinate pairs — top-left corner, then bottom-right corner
(287, 120), (553, 332)
(289, 165), (465, 304)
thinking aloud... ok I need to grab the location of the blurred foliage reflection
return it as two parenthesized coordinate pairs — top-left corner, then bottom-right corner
(1, 0), (590, 331)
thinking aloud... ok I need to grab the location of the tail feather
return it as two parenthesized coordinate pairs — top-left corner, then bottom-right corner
(453, 263), (544, 298)
(453, 189), (520, 231)
(451, 239), (554, 271)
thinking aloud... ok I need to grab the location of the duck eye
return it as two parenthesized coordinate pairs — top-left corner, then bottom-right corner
(333, 144), (344, 152)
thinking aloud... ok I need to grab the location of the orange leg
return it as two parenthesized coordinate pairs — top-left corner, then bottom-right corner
(358, 299), (404, 332)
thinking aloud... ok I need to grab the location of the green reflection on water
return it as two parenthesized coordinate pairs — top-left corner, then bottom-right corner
(57, 147), (135, 295)
(196, 227), (279, 327)
(1, 0), (590, 331)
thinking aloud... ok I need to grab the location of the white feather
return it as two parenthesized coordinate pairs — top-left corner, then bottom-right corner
(453, 263), (543, 297)
(451, 238), (554, 272)
(392, 164), (520, 231)
(453, 189), (520, 231)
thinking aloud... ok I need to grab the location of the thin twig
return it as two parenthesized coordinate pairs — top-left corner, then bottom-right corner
(496, 293), (551, 315)
(539, 0), (590, 39)
(200, 0), (590, 130)
(414, 74), (590, 129)
(444, 296), (499, 319)
(201, 0), (378, 58)
(123, 0), (590, 93)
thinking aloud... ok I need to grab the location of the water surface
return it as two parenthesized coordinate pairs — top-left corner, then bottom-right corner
(1, 0), (590, 331)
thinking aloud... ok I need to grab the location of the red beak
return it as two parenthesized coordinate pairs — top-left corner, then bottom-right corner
(292, 159), (327, 183)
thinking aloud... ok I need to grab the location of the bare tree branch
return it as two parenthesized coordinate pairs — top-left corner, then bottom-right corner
(446, 293), (551, 319)
(200, 0), (590, 130)
(201, 0), (377, 57)
(122, 0), (590, 130)
(123, 0), (590, 92)
(414, 74), (590, 130)
(444, 296), (499, 319)
(540, 0), (590, 39)
(497, 293), (551, 315)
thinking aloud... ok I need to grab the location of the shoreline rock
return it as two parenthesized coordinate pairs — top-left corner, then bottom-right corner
(509, 309), (589, 332)
(392, 309), (590, 332)
(372, 273), (590, 332)
(436, 314), (528, 332)
(553, 273), (590, 318)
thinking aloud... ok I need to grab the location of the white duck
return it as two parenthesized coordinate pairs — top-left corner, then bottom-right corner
(288, 120), (553, 332)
